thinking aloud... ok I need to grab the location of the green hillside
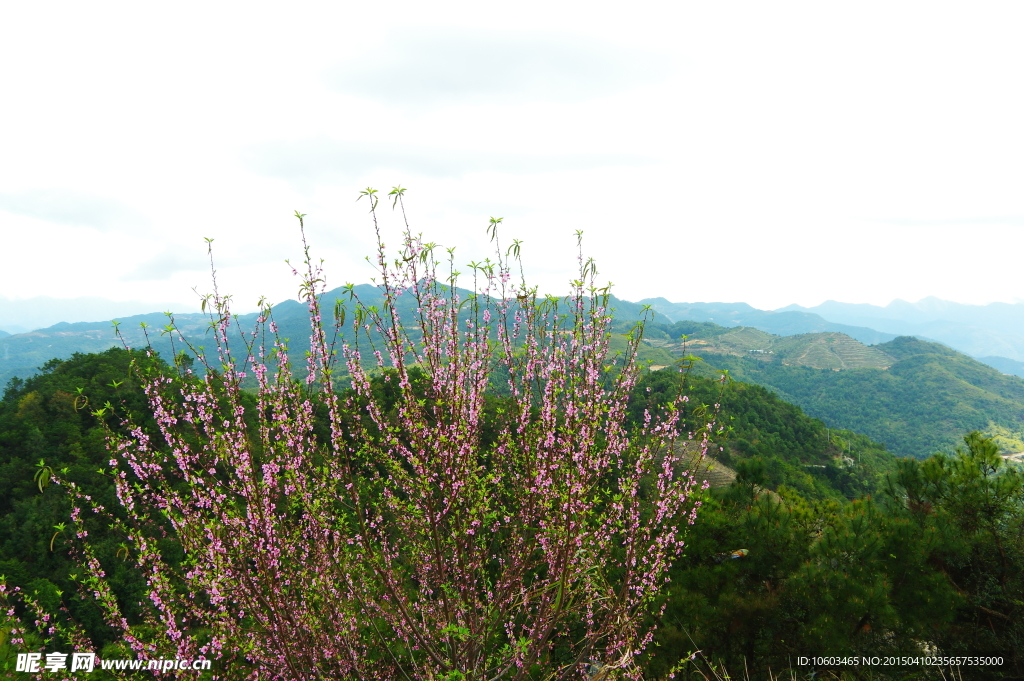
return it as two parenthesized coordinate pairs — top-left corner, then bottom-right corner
(654, 323), (1024, 458)
(646, 325), (893, 371)
(632, 370), (897, 500)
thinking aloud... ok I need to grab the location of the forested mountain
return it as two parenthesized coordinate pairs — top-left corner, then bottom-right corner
(648, 429), (1024, 679)
(644, 324), (893, 371)
(647, 319), (1024, 459)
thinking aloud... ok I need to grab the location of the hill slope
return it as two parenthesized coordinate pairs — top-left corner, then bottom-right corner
(664, 328), (1024, 458)
(645, 324), (893, 371)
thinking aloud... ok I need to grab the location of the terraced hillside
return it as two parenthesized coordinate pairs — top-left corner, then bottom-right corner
(771, 332), (893, 369)
(685, 453), (737, 489)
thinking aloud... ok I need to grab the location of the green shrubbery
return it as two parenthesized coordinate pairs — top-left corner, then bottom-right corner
(645, 430), (1023, 680)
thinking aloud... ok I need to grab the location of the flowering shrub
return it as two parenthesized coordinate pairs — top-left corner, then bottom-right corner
(7, 189), (711, 680)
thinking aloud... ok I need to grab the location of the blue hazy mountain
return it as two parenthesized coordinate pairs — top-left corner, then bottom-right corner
(639, 299), (898, 346)
(0, 295), (198, 334)
(6, 290), (1024, 383)
(978, 355), (1024, 377)
(780, 298), (1024, 368)
(637, 297), (1024, 378)
(0, 286), (670, 386)
(784, 297), (1024, 332)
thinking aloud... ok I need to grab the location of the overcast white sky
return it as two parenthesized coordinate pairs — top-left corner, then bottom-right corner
(3, 1), (1024, 320)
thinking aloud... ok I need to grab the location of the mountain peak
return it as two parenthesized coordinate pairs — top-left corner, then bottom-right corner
(876, 335), (959, 360)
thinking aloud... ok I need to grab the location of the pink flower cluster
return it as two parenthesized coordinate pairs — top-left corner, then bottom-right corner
(32, 192), (711, 681)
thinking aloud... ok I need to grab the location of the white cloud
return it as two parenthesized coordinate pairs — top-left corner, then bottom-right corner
(2, 1), (1024, 313)
(0, 189), (147, 231)
(326, 29), (669, 107)
(121, 245), (211, 282)
(243, 138), (656, 185)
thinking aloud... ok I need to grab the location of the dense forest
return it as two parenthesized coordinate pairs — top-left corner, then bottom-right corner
(1, 348), (1021, 678)
(627, 370), (1023, 678)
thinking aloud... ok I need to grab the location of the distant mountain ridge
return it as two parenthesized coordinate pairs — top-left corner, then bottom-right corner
(781, 298), (1024, 364)
(0, 295), (198, 334)
(635, 297), (1024, 378)
(640, 299), (898, 345)
(5, 288), (1024, 460)
(5, 290), (1024, 381)
(0, 286), (671, 386)
(784, 296), (1024, 331)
